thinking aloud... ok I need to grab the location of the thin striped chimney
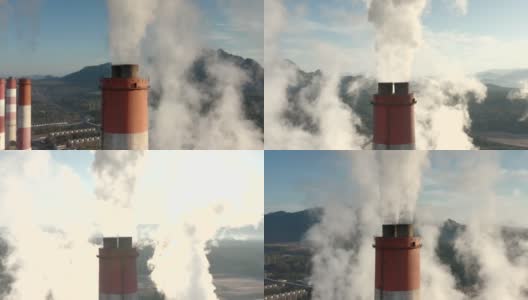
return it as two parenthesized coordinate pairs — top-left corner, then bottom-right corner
(5, 77), (16, 149)
(17, 78), (31, 150)
(0, 79), (5, 150)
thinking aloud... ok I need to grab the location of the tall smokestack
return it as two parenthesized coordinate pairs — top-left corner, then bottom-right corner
(372, 82), (416, 149)
(374, 224), (421, 300)
(17, 78), (31, 150)
(5, 77), (17, 149)
(100, 64), (149, 150)
(98, 237), (138, 300)
(0, 79), (4, 150)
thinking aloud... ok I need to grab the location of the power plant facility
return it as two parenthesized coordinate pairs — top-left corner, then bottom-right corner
(0, 63), (150, 150)
(264, 279), (311, 300)
(98, 237), (139, 300)
(374, 224), (421, 300)
(100, 64), (149, 150)
(372, 82), (416, 150)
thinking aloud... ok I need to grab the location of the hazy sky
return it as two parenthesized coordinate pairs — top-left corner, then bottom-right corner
(276, 0), (528, 76)
(265, 151), (528, 226)
(0, 0), (263, 77)
(0, 151), (264, 233)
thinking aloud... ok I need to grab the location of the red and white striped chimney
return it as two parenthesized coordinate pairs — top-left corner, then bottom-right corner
(98, 237), (138, 300)
(0, 79), (5, 150)
(100, 64), (149, 150)
(372, 82), (416, 150)
(374, 224), (421, 300)
(17, 78), (31, 150)
(5, 78), (17, 149)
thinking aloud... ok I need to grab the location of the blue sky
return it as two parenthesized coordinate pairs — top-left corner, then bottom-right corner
(265, 151), (528, 225)
(0, 0), (262, 77)
(277, 0), (528, 75)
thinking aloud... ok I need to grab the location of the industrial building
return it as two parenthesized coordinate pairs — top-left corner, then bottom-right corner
(264, 279), (312, 300)
(372, 82), (416, 150)
(374, 224), (421, 300)
(1, 63), (150, 150)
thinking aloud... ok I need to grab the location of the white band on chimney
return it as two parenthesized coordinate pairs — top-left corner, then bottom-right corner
(103, 132), (148, 150)
(7, 104), (16, 113)
(17, 106), (31, 128)
(0, 101), (4, 117)
(375, 289), (420, 300)
(6, 89), (16, 97)
(0, 133), (4, 150)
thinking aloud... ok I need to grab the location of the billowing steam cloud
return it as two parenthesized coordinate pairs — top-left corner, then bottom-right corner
(264, 0), (368, 150)
(0, 0), (43, 50)
(106, 0), (263, 149)
(451, 0), (469, 15)
(507, 80), (528, 121)
(0, 151), (263, 300)
(308, 151), (528, 299)
(265, 0), (484, 150)
(366, 0), (427, 82)
(14, 0), (43, 50)
(307, 151), (429, 299)
(366, 0), (484, 150)
(508, 80), (528, 100)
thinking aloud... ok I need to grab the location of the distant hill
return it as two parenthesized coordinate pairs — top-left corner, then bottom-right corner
(477, 69), (528, 88)
(29, 49), (264, 130)
(61, 63), (111, 89)
(265, 208), (528, 295)
(264, 209), (322, 243)
(283, 61), (528, 146)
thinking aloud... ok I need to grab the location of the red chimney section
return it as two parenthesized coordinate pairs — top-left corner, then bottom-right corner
(100, 64), (149, 150)
(374, 224), (421, 300)
(372, 82), (416, 150)
(98, 237), (138, 300)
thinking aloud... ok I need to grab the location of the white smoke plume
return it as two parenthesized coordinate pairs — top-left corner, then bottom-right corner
(308, 151), (528, 299)
(452, 153), (528, 300)
(366, 0), (427, 82)
(13, 0), (43, 50)
(414, 77), (487, 149)
(0, 152), (99, 300)
(0, 151), (263, 300)
(308, 151), (431, 299)
(264, 0), (368, 150)
(449, 0), (469, 15)
(105, 0), (157, 64)
(507, 80), (528, 121)
(264, 0), (484, 150)
(0, 0), (10, 43)
(106, 0), (263, 149)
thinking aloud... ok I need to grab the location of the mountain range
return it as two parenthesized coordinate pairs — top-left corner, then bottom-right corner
(28, 49), (264, 130)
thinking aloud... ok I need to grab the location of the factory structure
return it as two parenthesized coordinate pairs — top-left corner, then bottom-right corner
(98, 237), (139, 300)
(264, 279), (312, 300)
(1, 63), (150, 150)
(374, 224), (421, 300)
(372, 82), (416, 150)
